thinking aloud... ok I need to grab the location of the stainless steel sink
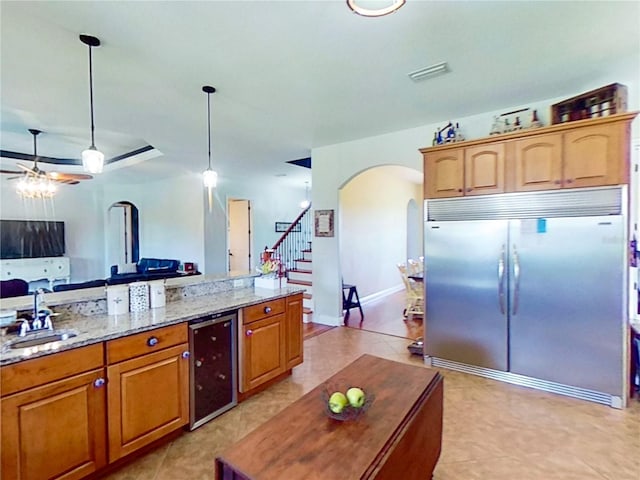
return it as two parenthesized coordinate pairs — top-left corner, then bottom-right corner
(6, 330), (78, 349)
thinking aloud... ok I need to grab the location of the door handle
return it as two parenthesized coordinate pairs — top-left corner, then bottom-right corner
(498, 244), (506, 314)
(512, 244), (520, 315)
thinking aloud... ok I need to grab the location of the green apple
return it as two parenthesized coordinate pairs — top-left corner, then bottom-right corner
(328, 391), (348, 413)
(346, 387), (366, 408)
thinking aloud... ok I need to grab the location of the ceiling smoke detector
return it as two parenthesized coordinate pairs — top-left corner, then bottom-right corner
(408, 62), (449, 82)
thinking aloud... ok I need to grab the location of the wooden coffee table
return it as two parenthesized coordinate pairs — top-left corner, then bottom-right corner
(216, 354), (443, 480)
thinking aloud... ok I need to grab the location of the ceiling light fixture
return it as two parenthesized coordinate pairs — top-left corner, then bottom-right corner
(202, 86), (218, 210)
(80, 34), (104, 174)
(346, 0), (405, 17)
(300, 181), (310, 209)
(16, 129), (57, 199)
(408, 62), (449, 82)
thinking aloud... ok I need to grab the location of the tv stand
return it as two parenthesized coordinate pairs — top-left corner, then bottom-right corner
(0, 257), (71, 291)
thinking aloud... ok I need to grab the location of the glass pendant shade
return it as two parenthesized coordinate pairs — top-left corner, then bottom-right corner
(82, 146), (104, 174)
(299, 199), (310, 209)
(203, 168), (218, 188)
(346, 0), (405, 17)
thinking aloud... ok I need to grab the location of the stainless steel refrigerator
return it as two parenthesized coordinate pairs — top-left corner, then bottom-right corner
(424, 186), (628, 406)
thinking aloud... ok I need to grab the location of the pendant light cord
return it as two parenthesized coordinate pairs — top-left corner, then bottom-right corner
(88, 44), (96, 148)
(207, 91), (212, 170)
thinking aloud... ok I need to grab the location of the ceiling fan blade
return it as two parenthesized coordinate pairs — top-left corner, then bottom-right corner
(0, 169), (24, 175)
(53, 178), (80, 185)
(48, 172), (93, 181)
(16, 163), (36, 173)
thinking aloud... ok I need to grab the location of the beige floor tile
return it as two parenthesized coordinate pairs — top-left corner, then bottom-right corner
(103, 326), (640, 480)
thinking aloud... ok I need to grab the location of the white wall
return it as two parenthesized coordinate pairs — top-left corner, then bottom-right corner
(339, 166), (422, 297)
(204, 177), (310, 275)
(0, 182), (104, 283)
(312, 77), (640, 326)
(103, 173), (205, 274)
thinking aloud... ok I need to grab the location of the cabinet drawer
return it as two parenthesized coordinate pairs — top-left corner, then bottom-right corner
(107, 323), (188, 364)
(1, 343), (104, 397)
(243, 298), (286, 325)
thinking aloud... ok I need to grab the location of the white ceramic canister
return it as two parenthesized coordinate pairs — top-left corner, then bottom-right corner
(129, 282), (150, 312)
(148, 280), (166, 309)
(106, 285), (130, 315)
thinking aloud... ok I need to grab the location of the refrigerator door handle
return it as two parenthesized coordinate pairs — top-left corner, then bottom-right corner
(512, 244), (520, 315)
(498, 244), (506, 314)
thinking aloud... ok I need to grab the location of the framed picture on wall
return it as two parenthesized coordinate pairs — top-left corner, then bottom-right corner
(314, 209), (334, 237)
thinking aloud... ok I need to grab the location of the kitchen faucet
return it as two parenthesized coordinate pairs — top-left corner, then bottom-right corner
(18, 289), (54, 336)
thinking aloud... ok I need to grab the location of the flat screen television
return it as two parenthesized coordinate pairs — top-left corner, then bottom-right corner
(0, 220), (65, 259)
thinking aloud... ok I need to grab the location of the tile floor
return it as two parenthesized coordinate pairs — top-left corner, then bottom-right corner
(104, 327), (639, 480)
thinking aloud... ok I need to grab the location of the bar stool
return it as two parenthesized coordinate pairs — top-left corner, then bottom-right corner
(342, 283), (363, 321)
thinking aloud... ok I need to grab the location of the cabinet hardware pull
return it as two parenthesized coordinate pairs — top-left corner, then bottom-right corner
(246, 329), (253, 336)
(147, 336), (159, 347)
(554, 180), (561, 184)
(566, 179), (573, 184)
(466, 188), (472, 192)
(94, 378), (105, 388)
(264, 306), (272, 314)
(181, 351), (190, 359)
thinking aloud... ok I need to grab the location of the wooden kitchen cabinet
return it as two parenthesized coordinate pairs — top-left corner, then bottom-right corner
(464, 143), (505, 195)
(423, 149), (464, 198)
(241, 299), (287, 392)
(422, 112), (636, 198)
(513, 133), (563, 191)
(106, 324), (189, 462)
(285, 293), (304, 369)
(563, 122), (624, 187)
(1, 344), (107, 480)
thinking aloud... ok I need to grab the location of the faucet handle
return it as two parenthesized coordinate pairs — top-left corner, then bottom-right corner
(19, 319), (31, 337)
(32, 317), (42, 330)
(43, 315), (54, 331)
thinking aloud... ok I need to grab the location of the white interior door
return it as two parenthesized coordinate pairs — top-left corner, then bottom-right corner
(228, 199), (251, 272)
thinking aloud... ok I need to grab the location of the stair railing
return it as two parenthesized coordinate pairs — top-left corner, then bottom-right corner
(271, 204), (313, 275)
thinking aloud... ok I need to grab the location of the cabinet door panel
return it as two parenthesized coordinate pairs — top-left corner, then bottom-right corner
(107, 343), (189, 462)
(464, 144), (505, 195)
(242, 314), (286, 391)
(1, 369), (107, 480)
(285, 293), (304, 369)
(424, 150), (464, 198)
(564, 123), (622, 187)
(514, 134), (562, 191)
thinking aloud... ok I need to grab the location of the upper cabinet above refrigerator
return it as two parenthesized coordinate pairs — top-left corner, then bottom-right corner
(421, 112), (637, 199)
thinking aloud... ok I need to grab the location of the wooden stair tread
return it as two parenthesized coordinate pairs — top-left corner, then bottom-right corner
(289, 279), (312, 286)
(303, 293), (312, 299)
(290, 268), (312, 273)
(303, 307), (313, 314)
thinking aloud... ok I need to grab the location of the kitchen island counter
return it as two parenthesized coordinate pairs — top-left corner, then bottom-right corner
(0, 285), (304, 366)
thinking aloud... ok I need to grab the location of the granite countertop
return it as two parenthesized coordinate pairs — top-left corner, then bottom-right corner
(0, 286), (304, 366)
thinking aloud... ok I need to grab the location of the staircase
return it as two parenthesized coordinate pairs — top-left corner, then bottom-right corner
(271, 205), (314, 322)
(287, 244), (314, 322)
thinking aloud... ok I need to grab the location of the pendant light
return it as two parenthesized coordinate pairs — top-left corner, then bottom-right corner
(80, 34), (104, 174)
(202, 85), (218, 212)
(202, 85), (218, 189)
(346, 0), (405, 17)
(300, 181), (310, 209)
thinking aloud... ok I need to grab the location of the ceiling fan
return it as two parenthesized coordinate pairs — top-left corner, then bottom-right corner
(0, 129), (93, 185)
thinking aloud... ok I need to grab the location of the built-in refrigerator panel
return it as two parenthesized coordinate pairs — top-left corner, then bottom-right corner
(508, 216), (625, 394)
(425, 219), (509, 371)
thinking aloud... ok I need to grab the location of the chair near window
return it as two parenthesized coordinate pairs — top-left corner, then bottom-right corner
(342, 282), (363, 322)
(397, 263), (424, 321)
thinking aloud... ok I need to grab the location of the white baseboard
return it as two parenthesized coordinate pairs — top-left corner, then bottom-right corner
(360, 284), (404, 306)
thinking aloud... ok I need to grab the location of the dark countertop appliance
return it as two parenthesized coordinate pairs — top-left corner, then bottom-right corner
(189, 310), (237, 430)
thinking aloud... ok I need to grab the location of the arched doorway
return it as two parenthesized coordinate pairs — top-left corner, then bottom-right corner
(107, 201), (140, 269)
